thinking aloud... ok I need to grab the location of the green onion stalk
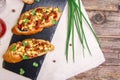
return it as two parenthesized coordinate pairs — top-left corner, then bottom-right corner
(65, 0), (101, 62)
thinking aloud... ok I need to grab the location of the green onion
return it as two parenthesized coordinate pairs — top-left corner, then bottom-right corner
(52, 19), (57, 24)
(22, 55), (28, 60)
(32, 10), (36, 16)
(33, 62), (39, 67)
(58, 8), (62, 13)
(66, 0), (101, 62)
(35, 0), (40, 2)
(19, 68), (25, 75)
(23, 42), (28, 47)
(11, 45), (16, 51)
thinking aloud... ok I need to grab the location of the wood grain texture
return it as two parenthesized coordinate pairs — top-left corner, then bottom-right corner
(69, 0), (120, 80)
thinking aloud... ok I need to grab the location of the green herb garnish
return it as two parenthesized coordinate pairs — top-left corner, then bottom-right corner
(20, 68), (25, 75)
(35, 0), (40, 2)
(24, 18), (29, 24)
(66, 0), (101, 62)
(58, 8), (62, 13)
(32, 10), (36, 16)
(33, 62), (39, 67)
(23, 42), (28, 47)
(22, 55), (28, 60)
(52, 19), (57, 24)
(11, 45), (16, 51)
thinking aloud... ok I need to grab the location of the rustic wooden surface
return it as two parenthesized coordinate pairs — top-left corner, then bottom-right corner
(68, 0), (120, 80)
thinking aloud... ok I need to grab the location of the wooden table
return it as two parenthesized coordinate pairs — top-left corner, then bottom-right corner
(69, 0), (120, 80)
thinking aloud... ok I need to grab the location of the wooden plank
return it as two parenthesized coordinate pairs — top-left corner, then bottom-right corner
(82, 0), (120, 11)
(99, 37), (120, 66)
(68, 66), (120, 80)
(86, 11), (120, 36)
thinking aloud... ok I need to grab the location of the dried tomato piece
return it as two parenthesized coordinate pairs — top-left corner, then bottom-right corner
(36, 8), (42, 12)
(18, 24), (23, 30)
(53, 11), (58, 19)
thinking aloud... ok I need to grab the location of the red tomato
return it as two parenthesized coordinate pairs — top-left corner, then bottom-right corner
(0, 18), (6, 38)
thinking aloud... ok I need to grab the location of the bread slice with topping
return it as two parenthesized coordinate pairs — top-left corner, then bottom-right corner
(3, 39), (54, 63)
(12, 7), (62, 35)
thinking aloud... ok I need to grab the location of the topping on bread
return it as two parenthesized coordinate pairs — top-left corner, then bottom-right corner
(12, 7), (62, 35)
(3, 39), (54, 63)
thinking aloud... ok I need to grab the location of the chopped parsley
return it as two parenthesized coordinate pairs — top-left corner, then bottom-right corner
(23, 42), (28, 47)
(20, 68), (25, 75)
(58, 8), (62, 13)
(35, 0), (40, 2)
(22, 55), (28, 60)
(24, 18), (29, 24)
(33, 62), (39, 67)
(52, 19), (57, 24)
(32, 10), (36, 16)
(11, 45), (16, 51)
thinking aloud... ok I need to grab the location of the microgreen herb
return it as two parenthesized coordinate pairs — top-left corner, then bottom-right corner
(66, 0), (101, 62)
(35, 0), (40, 2)
(52, 19), (57, 24)
(32, 10), (36, 16)
(58, 8), (62, 13)
(33, 62), (39, 67)
(24, 18), (29, 24)
(22, 55), (28, 60)
(19, 68), (25, 75)
(11, 45), (16, 51)
(23, 42), (28, 47)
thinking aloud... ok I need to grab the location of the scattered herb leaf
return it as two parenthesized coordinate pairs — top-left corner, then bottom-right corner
(11, 45), (16, 51)
(35, 0), (40, 2)
(58, 8), (62, 12)
(32, 10), (36, 16)
(33, 62), (39, 67)
(24, 18), (29, 24)
(52, 19), (57, 24)
(22, 55), (28, 60)
(23, 42), (28, 47)
(20, 68), (25, 75)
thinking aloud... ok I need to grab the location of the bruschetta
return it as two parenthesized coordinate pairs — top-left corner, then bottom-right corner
(22, 0), (34, 4)
(12, 7), (62, 35)
(3, 39), (54, 63)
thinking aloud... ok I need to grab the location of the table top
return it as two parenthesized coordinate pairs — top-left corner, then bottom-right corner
(0, 0), (105, 80)
(69, 0), (120, 80)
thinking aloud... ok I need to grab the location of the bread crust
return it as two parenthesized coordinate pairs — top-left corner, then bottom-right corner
(22, 0), (34, 4)
(3, 39), (54, 63)
(12, 7), (62, 35)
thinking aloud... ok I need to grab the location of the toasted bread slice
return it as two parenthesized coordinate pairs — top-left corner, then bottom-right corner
(12, 7), (62, 35)
(3, 39), (54, 63)
(22, 0), (34, 4)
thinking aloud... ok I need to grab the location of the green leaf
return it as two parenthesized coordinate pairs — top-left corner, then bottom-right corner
(20, 68), (25, 75)
(22, 55), (28, 60)
(32, 10), (36, 16)
(35, 0), (40, 2)
(58, 8), (62, 13)
(52, 19), (57, 24)
(23, 42), (28, 47)
(24, 18), (29, 24)
(11, 45), (16, 51)
(33, 62), (39, 67)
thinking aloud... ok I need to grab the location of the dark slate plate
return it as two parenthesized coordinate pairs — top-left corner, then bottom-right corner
(2, 0), (67, 80)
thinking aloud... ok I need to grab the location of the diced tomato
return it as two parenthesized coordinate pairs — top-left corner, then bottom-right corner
(53, 11), (57, 19)
(35, 20), (42, 29)
(36, 8), (42, 12)
(43, 14), (48, 19)
(28, 14), (32, 19)
(25, 45), (30, 48)
(18, 24), (23, 30)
